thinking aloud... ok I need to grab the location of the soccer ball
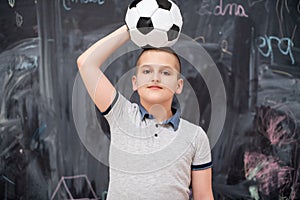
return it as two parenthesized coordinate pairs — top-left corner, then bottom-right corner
(125, 0), (183, 48)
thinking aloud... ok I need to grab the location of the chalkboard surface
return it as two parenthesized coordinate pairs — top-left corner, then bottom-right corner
(0, 0), (299, 199)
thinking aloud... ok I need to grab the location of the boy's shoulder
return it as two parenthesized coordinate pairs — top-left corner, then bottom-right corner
(179, 118), (205, 132)
(179, 118), (208, 139)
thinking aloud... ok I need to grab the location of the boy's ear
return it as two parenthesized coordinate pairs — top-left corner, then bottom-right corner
(132, 75), (138, 91)
(175, 78), (183, 94)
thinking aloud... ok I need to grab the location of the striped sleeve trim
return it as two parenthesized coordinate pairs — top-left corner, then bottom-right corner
(191, 161), (213, 170)
(101, 92), (119, 115)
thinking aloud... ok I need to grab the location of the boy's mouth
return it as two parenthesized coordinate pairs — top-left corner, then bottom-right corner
(147, 85), (163, 90)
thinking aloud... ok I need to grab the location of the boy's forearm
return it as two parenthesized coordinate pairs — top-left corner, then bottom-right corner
(76, 25), (130, 112)
(77, 25), (130, 70)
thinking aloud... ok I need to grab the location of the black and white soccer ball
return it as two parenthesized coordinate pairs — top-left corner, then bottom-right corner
(125, 0), (183, 48)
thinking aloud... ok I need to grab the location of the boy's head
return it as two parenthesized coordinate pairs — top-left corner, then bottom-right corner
(132, 48), (184, 106)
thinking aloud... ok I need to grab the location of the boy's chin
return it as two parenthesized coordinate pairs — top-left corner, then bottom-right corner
(139, 94), (173, 105)
(138, 89), (174, 103)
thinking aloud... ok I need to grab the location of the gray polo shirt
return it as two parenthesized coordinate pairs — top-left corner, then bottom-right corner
(104, 92), (212, 200)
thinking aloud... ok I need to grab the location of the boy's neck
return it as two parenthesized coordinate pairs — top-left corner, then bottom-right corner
(140, 101), (173, 123)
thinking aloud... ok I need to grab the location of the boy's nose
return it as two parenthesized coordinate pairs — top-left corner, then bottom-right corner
(151, 72), (161, 82)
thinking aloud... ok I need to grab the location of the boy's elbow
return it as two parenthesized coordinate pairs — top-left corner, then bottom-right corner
(77, 55), (85, 69)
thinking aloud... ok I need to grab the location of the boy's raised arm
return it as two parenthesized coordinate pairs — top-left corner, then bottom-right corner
(77, 25), (130, 112)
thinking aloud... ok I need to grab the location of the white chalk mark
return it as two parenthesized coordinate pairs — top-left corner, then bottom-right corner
(280, 0), (284, 24)
(276, 0), (284, 37)
(194, 36), (206, 43)
(248, 0), (264, 7)
(8, 0), (15, 8)
(221, 39), (232, 55)
(285, 0), (290, 13)
(15, 11), (23, 27)
(291, 25), (297, 41)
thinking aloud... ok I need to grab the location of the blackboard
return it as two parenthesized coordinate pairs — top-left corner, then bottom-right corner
(0, 0), (299, 199)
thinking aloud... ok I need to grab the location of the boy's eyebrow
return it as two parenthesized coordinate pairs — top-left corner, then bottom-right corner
(160, 65), (175, 70)
(138, 64), (176, 70)
(138, 64), (152, 68)
(137, 64), (180, 74)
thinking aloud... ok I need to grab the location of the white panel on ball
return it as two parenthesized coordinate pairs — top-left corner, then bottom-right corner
(151, 9), (173, 31)
(136, 0), (158, 17)
(146, 29), (168, 48)
(125, 7), (140, 29)
(129, 29), (148, 47)
(164, 39), (176, 47)
(170, 2), (183, 28)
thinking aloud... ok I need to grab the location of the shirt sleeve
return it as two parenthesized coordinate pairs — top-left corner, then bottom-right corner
(191, 128), (212, 170)
(100, 91), (120, 115)
(102, 91), (139, 125)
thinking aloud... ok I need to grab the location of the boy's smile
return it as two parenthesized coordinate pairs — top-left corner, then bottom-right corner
(147, 85), (163, 90)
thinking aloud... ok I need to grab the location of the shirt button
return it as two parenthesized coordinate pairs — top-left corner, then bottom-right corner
(154, 134), (158, 137)
(155, 124), (159, 128)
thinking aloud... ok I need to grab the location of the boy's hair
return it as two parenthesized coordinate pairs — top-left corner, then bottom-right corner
(135, 47), (181, 73)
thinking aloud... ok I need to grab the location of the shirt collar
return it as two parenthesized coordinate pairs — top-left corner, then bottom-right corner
(139, 104), (180, 131)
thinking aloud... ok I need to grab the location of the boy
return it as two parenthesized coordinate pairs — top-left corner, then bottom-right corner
(77, 25), (213, 200)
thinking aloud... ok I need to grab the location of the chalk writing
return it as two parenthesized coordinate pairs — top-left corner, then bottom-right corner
(279, 195), (291, 200)
(102, 191), (108, 200)
(249, 185), (260, 200)
(15, 11), (23, 27)
(256, 106), (296, 146)
(248, 0), (264, 7)
(276, 0), (289, 38)
(198, 0), (212, 15)
(284, 0), (289, 13)
(291, 25), (297, 41)
(63, 0), (105, 11)
(244, 152), (293, 195)
(194, 35), (206, 43)
(51, 175), (98, 200)
(214, 0), (248, 17)
(257, 35), (295, 65)
(198, 0), (248, 17)
(15, 54), (38, 70)
(220, 39), (232, 55)
(8, 0), (15, 7)
(194, 35), (233, 59)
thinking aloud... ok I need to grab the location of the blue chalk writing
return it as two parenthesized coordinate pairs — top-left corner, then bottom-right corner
(63, 0), (105, 11)
(102, 190), (108, 200)
(1, 175), (15, 185)
(257, 35), (295, 65)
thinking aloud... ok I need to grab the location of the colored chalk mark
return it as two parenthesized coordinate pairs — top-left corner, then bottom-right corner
(51, 175), (98, 200)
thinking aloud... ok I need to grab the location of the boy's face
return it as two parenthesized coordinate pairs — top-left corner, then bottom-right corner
(132, 50), (183, 105)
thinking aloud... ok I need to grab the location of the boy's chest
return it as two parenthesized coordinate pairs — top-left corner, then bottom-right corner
(108, 119), (196, 174)
(110, 119), (177, 153)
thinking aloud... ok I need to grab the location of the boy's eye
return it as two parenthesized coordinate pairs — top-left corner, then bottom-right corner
(142, 69), (151, 74)
(161, 70), (171, 76)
